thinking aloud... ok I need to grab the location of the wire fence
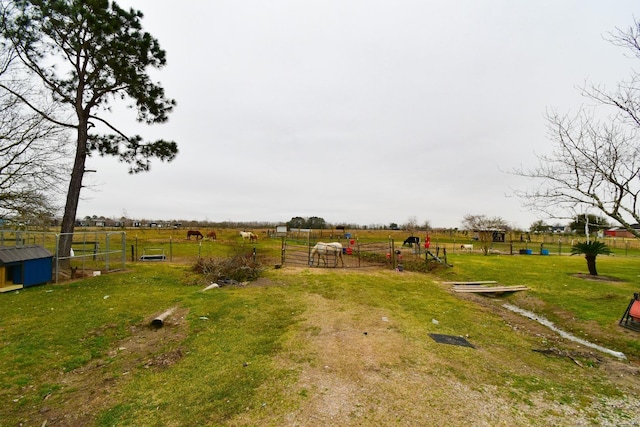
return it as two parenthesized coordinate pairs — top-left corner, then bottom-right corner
(0, 230), (126, 282)
(280, 237), (393, 268)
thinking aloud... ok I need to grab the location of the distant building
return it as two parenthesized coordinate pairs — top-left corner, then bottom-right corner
(550, 225), (570, 234)
(604, 224), (640, 238)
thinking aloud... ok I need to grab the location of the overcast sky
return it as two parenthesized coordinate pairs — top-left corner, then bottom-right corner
(73, 0), (640, 229)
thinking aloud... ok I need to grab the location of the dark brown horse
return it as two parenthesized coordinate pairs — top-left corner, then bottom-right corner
(187, 230), (203, 240)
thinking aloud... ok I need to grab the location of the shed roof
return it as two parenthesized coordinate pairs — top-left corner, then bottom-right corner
(0, 245), (53, 264)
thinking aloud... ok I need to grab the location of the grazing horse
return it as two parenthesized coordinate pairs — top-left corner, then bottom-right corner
(187, 230), (203, 240)
(240, 231), (257, 242)
(403, 236), (420, 247)
(310, 242), (344, 267)
(206, 231), (217, 240)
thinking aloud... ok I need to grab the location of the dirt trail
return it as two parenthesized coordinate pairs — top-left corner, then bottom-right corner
(248, 291), (640, 426)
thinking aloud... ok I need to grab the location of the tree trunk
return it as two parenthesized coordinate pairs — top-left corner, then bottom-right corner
(59, 119), (87, 267)
(480, 231), (491, 255)
(585, 255), (598, 276)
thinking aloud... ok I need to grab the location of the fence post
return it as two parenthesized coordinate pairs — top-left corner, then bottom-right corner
(105, 233), (110, 271)
(121, 232), (126, 269)
(281, 236), (285, 265)
(425, 249), (429, 271)
(55, 233), (60, 283)
(390, 238), (396, 270)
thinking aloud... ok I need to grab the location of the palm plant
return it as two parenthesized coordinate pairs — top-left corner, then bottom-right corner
(570, 241), (611, 276)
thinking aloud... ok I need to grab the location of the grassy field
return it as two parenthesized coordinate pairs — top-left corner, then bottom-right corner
(1, 228), (640, 425)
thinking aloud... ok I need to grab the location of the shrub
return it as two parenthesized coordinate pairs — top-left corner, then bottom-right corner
(193, 253), (263, 284)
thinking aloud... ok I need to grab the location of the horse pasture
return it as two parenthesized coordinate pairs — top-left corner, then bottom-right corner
(2, 227), (639, 425)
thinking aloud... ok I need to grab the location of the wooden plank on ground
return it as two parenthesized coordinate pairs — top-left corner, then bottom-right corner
(0, 284), (23, 293)
(443, 280), (497, 285)
(453, 285), (528, 293)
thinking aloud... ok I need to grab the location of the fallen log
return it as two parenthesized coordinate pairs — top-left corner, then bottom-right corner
(151, 307), (176, 328)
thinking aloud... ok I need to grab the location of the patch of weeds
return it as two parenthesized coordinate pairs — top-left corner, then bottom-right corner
(97, 402), (134, 426)
(193, 253), (264, 284)
(13, 375), (31, 387)
(399, 257), (450, 273)
(62, 355), (89, 372)
(88, 335), (109, 359)
(359, 252), (390, 265)
(38, 383), (61, 399)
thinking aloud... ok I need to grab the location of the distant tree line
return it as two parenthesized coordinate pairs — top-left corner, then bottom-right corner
(529, 214), (610, 236)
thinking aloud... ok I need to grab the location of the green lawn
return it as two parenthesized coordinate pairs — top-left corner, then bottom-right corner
(1, 237), (639, 425)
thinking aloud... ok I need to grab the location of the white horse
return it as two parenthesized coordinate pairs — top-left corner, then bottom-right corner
(310, 242), (344, 267)
(240, 231), (257, 242)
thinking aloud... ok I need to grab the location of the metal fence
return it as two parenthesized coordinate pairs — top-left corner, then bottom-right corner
(280, 237), (392, 268)
(0, 230), (126, 282)
(425, 238), (640, 256)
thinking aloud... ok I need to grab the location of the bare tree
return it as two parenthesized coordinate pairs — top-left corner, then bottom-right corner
(514, 19), (640, 237)
(404, 215), (418, 233)
(462, 214), (510, 255)
(0, 46), (69, 220)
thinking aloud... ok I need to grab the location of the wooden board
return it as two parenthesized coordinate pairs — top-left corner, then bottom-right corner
(443, 281), (497, 285)
(0, 284), (24, 293)
(453, 285), (528, 293)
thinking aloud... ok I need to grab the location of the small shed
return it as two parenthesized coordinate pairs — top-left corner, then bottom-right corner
(0, 245), (53, 291)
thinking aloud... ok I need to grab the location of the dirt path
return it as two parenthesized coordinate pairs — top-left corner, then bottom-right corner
(252, 291), (640, 426)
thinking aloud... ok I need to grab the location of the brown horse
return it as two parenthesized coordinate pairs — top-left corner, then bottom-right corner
(207, 231), (217, 240)
(187, 230), (203, 240)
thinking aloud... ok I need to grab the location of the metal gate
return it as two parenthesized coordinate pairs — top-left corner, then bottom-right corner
(280, 238), (393, 268)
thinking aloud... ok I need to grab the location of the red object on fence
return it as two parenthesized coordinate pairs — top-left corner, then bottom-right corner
(350, 239), (355, 246)
(425, 235), (431, 249)
(346, 247), (353, 255)
(630, 301), (640, 320)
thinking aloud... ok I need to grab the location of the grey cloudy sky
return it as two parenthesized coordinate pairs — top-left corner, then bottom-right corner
(75, 0), (640, 229)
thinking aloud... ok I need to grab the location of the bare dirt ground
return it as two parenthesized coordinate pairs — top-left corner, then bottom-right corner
(263, 289), (640, 427)
(23, 274), (640, 426)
